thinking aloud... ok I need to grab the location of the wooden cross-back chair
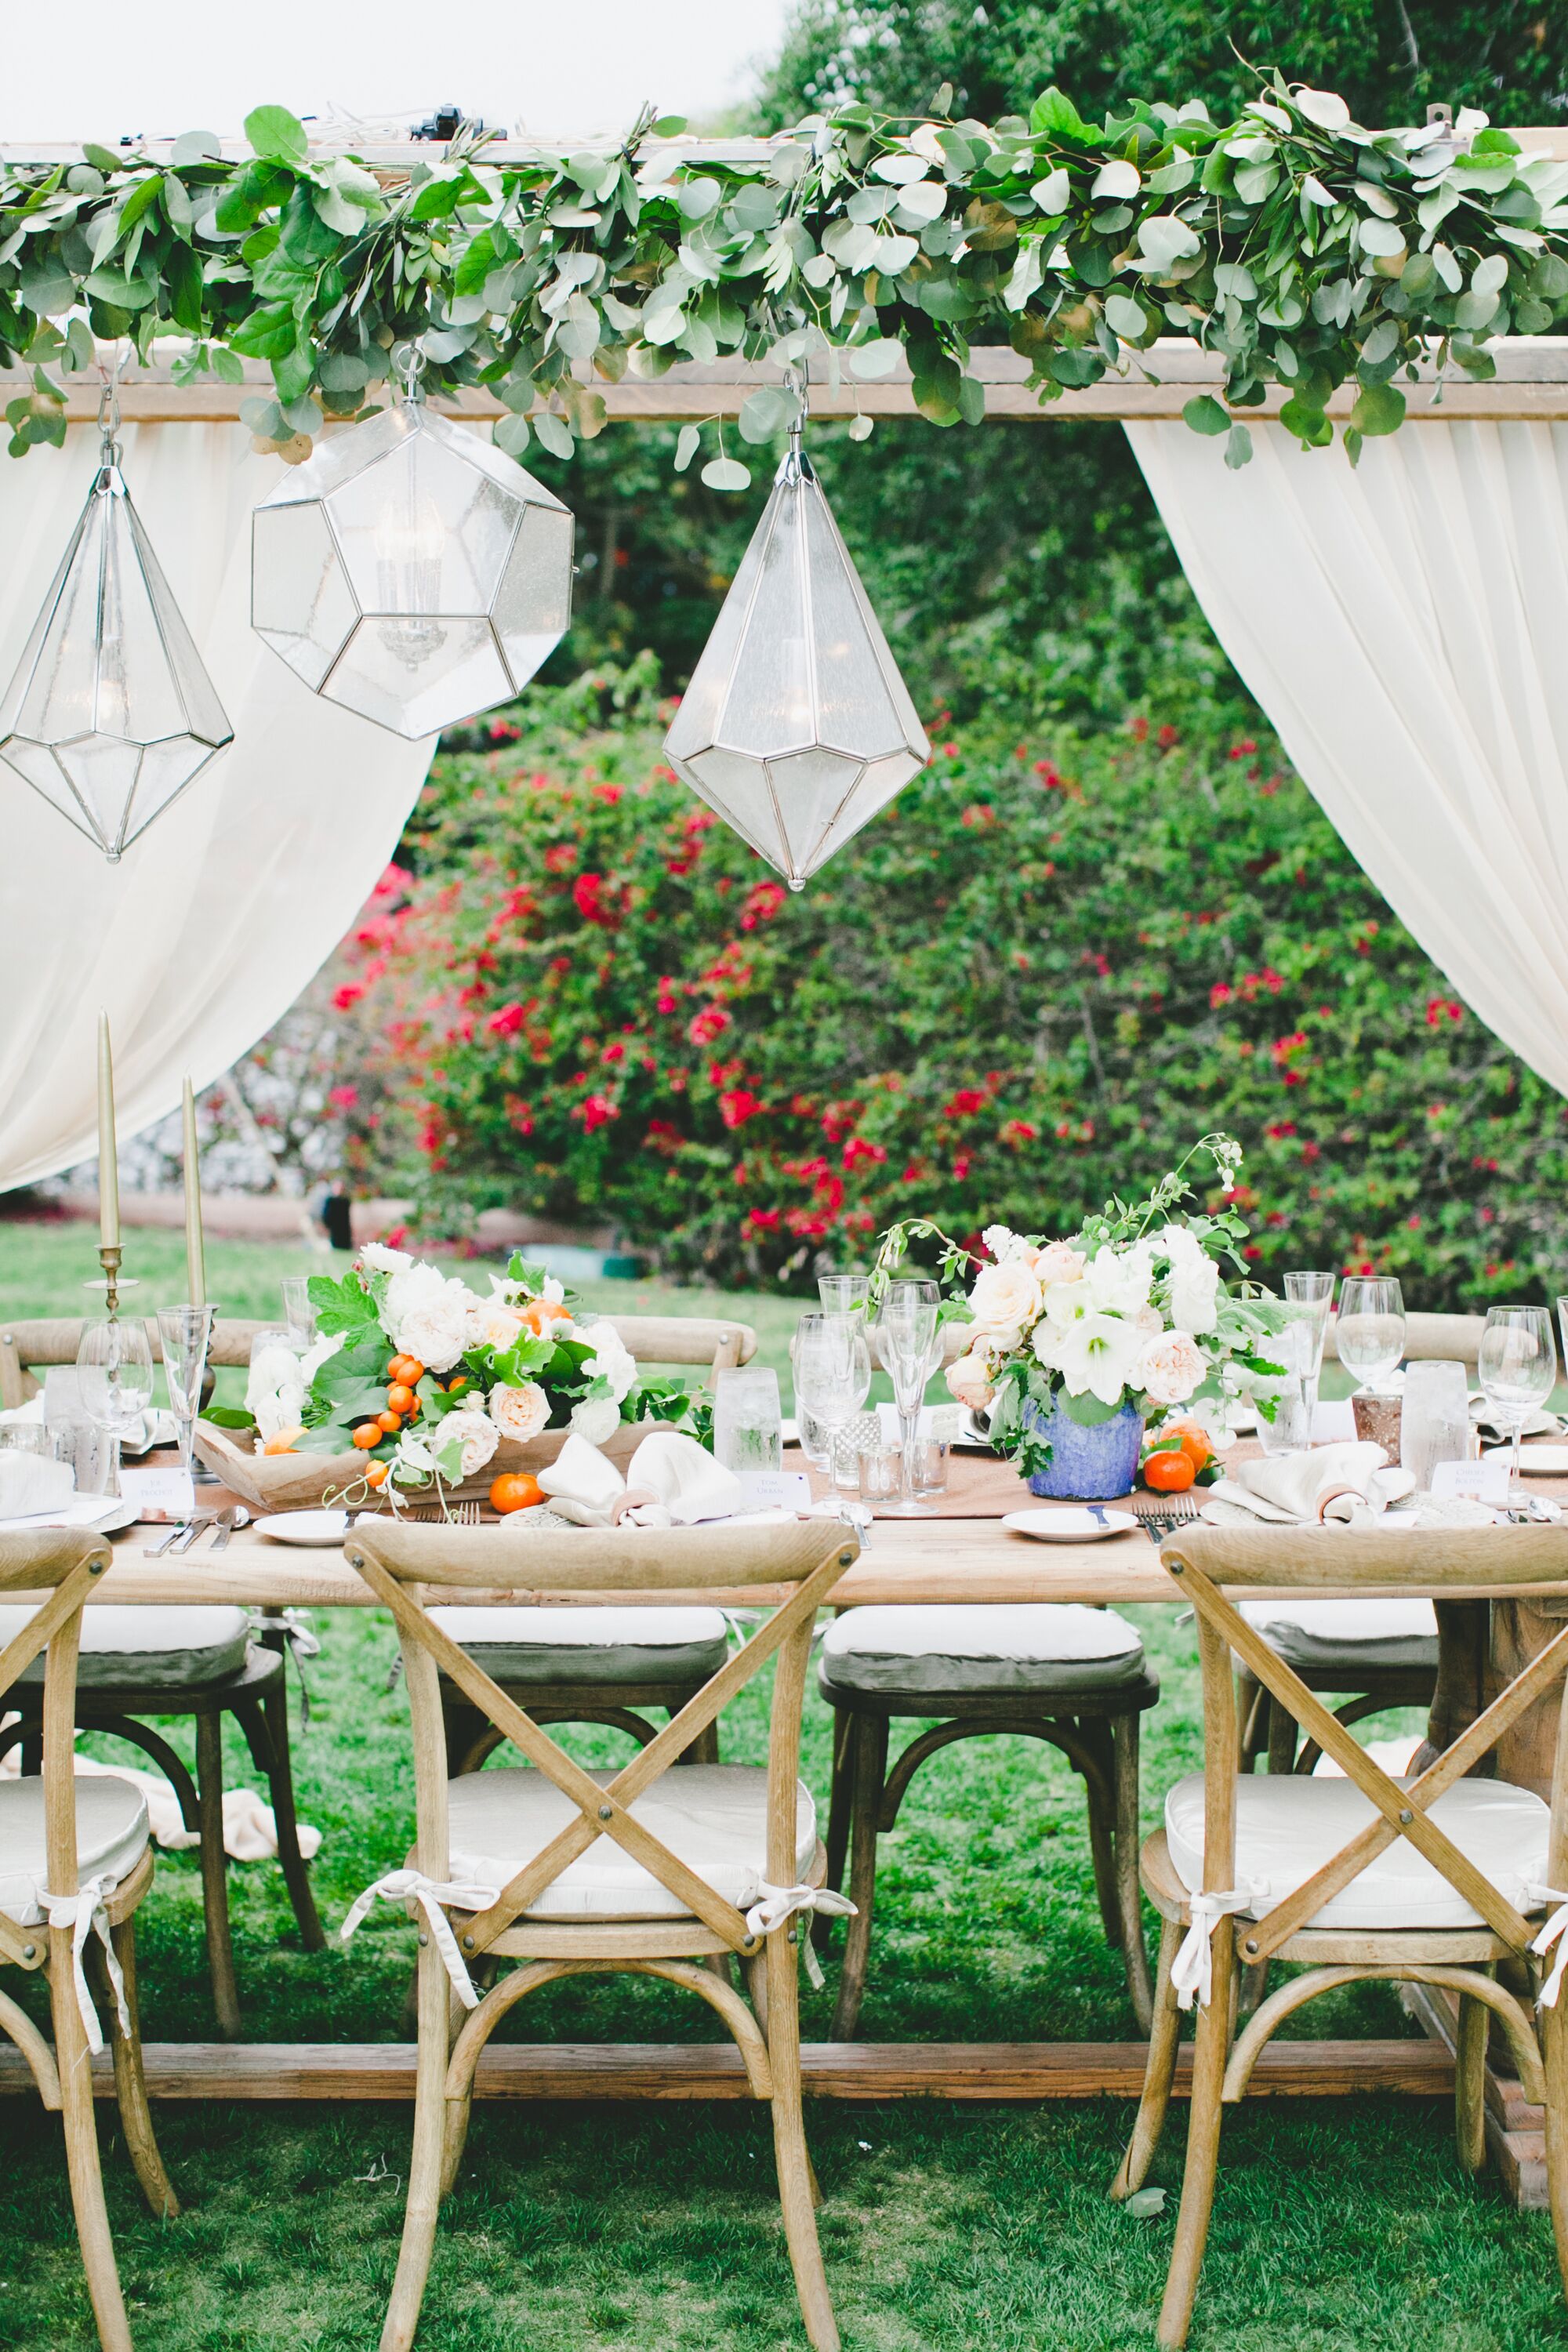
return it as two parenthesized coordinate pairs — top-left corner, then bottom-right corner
(434, 1314), (758, 1776)
(1112, 1522), (1568, 2349)
(0, 1314), (270, 1410)
(344, 1512), (855, 2352)
(0, 1531), (177, 2352)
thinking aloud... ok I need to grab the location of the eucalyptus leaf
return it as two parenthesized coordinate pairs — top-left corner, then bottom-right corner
(532, 409), (575, 460)
(847, 412), (874, 440)
(244, 105), (309, 166)
(1224, 422), (1253, 469)
(1181, 394), (1230, 437)
(493, 412), (532, 458)
(673, 422), (701, 472)
(701, 456), (751, 491)
(848, 337), (902, 379)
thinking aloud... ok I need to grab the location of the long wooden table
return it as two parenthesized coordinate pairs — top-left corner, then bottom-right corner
(7, 1481), (1566, 2207)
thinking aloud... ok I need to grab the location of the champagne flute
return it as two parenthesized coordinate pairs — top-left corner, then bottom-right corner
(1479, 1305), (1557, 1495)
(158, 1303), (216, 1485)
(873, 1279), (940, 1517)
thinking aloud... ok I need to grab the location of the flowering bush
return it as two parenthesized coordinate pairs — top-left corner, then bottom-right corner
(319, 673), (1568, 1309)
(238, 1245), (688, 1490)
(875, 1135), (1290, 1477)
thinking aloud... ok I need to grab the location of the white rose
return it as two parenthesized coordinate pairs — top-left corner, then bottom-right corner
(1083, 1243), (1153, 1316)
(1033, 1240), (1087, 1288)
(245, 1341), (307, 1443)
(361, 1242), (412, 1274)
(299, 1329), (344, 1385)
(385, 1265), (483, 1373)
(488, 1381), (551, 1442)
(1138, 1330), (1208, 1406)
(969, 1259), (1043, 1335)
(946, 1349), (995, 1412)
(432, 1407), (500, 1479)
(571, 1395), (622, 1446)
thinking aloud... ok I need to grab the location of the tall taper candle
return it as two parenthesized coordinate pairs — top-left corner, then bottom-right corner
(96, 1011), (120, 1250)
(182, 1076), (205, 1306)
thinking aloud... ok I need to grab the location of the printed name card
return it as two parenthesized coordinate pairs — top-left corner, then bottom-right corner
(118, 1467), (195, 1521)
(738, 1469), (814, 1513)
(1430, 1456), (1510, 1506)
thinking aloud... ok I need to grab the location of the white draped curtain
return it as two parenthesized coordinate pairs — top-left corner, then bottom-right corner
(1127, 417), (1568, 1097)
(0, 422), (436, 1190)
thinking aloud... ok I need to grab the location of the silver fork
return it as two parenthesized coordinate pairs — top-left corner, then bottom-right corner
(401, 1499), (482, 1526)
(1134, 1491), (1201, 1544)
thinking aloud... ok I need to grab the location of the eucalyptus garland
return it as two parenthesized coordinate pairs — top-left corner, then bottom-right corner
(2, 72), (1566, 477)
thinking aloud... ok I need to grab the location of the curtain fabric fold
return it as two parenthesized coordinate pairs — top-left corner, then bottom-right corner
(1127, 417), (1568, 1098)
(0, 422), (436, 1190)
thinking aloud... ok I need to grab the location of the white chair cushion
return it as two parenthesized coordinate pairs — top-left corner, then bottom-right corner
(445, 1762), (815, 1921)
(429, 1606), (729, 1688)
(1238, 1597), (1439, 1676)
(0, 1604), (252, 1691)
(1165, 1769), (1551, 1931)
(0, 1776), (151, 1924)
(819, 1604), (1145, 1698)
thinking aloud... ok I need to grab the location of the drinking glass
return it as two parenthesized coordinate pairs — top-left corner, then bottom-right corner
(158, 1304), (216, 1483)
(280, 1275), (318, 1345)
(872, 1279), (941, 1517)
(1401, 1359), (1471, 1497)
(1283, 1271), (1335, 1427)
(1254, 1316), (1312, 1454)
(793, 1313), (862, 1504)
(1335, 1277), (1406, 1392)
(818, 1273), (869, 1318)
(713, 1366), (782, 1477)
(0, 1424), (60, 1459)
(75, 1319), (155, 1499)
(1478, 1305), (1557, 1494)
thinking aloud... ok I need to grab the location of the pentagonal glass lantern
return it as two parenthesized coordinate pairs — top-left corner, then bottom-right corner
(0, 437), (234, 862)
(251, 364), (575, 741)
(663, 433), (929, 887)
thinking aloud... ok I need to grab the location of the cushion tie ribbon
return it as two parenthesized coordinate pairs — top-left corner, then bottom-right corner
(41, 1876), (130, 2055)
(1525, 1882), (1568, 2009)
(339, 1870), (501, 2009)
(743, 1882), (858, 1990)
(1172, 1889), (1251, 2011)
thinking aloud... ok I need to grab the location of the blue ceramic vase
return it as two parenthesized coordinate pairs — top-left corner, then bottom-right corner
(1025, 1396), (1145, 1500)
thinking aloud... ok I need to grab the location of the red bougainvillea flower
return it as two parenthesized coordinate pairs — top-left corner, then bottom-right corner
(687, 1005), (730, 1046)
(747, 1207), (782, 1231)
(328, 1084), (359, 1111)
(333, 981), (368, 1011)
(842, 1137), (887, 1169)
(719, 1088), (764, 1129)
(576, 1094), (619, 1133)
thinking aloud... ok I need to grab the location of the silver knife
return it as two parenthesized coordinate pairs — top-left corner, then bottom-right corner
(141, 1519), (191, 1559)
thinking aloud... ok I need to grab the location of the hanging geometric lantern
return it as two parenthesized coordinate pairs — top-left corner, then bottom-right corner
(251, 345), (575, 740)
(663, 425), (929, 888)
(0, 393), (234, 864)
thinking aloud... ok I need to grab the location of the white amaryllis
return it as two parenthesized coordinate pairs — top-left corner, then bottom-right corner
(571, 1395), (622, 1445)
(1156, 1225), (1221, 1336)
(1083, 1243), (1154, 1316)
(946, 1349), (996, 1412)
(968, 1258), (1043, 1338)
(361, 1241), (413, 1274)
(245, 1342), (306, 1442)
(488, 1381), (551, 1442)
(430, 1407), (500, 1479)
(384, 1264), (486, 1374)
(1138, 1330), (1208, 1406)
(1054, 1310), (1146, 1407)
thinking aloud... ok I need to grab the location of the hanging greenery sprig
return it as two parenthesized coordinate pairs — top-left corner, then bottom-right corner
(2, 73), (1565, 472)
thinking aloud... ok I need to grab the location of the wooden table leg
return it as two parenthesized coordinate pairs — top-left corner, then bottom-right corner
(1413, 1599), (1493, 1775)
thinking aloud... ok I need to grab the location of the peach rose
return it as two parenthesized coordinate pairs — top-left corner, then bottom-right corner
(1137, 1330), (1207, 1407)
(488, 1381), (552, 1442)
(968, 1258), (1043, 1338)
(485, 1305), (528, 1350)
(946, 1349), (995, 1413)
(1033, 1240), (1087, 1287)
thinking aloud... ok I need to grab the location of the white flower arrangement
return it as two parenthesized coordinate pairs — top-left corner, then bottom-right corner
(875, 1134), (1288, 1480)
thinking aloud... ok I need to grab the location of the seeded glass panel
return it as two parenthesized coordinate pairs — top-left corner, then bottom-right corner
(251, 402), (574, 741)
(0, 454), (233, 861)
(664, 441), (928, 887)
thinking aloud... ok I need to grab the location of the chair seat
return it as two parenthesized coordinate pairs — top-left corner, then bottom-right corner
(1165, 1769), (1550, 1931)
(1238, 1597), (1439, 1676)
(445, 1763), (815, 1921)
(430, 1605), (729, 1688)
(0, 1777), (151, 1924)
(818, 1603), (1145, 1699)
(0, 1603), (253, 1692)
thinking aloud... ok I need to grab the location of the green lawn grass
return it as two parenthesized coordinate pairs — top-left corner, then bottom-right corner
(2, 1222), (1563, 2349)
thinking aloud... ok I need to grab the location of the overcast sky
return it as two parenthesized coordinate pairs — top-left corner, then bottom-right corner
(0, 0), (791, 143)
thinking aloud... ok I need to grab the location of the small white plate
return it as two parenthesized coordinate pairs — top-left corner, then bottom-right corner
(1002, 1506), (1138, 1542)
(255, 1509), (350, 1547)
(0, 1494), (136, 1536)
(1510, 1445), (1568, 1475)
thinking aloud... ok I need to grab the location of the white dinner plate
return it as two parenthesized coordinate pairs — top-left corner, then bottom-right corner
(1509, 1445), (1568, 1475)
(0, 1494), (136, 1536)
(1001, 1506), (1138, 1542)
(255, 1509), (350, 1547)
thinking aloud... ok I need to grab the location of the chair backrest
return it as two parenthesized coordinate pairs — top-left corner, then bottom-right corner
(1322, 1309), (1487, 1371)
(597, 1315), (756, 1380)
(0, 1533), (109, 1955)
(1163, 1522), (1568, 1966)
(0, 1316), (270, 1409)
(347, 1515), (854, 1958)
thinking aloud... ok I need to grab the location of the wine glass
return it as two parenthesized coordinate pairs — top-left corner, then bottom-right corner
(1335, 1277), (1406, 1392)
(872, 1278), (940, 1517)
(792, 1313), (862, 1506)
(75, 1318), (155, 1497)
(1478, 1305), (1557, 1494)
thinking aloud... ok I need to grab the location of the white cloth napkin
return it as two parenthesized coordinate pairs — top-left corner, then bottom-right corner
(535, 1432), (744, 1528)
(1201, 1441), (1414, 1527)
(0, 1453), (76, 1519)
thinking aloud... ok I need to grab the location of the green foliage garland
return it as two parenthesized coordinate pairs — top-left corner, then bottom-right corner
(2, 74), (1566, 470)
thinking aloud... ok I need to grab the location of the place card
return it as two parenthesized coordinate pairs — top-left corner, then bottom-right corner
(738, 1469), (813, 1513)
(1430, 1456), (1510, 1506)
(118, 1466), (195, 1521)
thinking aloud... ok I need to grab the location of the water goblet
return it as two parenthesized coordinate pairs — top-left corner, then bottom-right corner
(1479, 1306), (1557, 1496)
(75, 1318), (155, 1499)
(1335, 1276), (1405, 1392)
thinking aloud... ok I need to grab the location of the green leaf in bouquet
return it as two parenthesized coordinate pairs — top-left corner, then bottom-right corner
(307, 1269), (380, 1334)
(204, 1405), (256, 1431)
(1057, 1385), (1127, 1427)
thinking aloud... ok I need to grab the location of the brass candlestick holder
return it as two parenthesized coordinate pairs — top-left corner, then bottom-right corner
(85, 1244), (140, 1319)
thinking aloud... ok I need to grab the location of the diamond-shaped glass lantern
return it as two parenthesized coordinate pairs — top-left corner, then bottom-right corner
(0, 443), (234, 863)
(663, 434), (929, 887)
(251, 370), (574, 741)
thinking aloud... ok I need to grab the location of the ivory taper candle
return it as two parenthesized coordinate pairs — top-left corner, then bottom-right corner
(182, 1076), (205, 1306)
(96, 1011), (119, 1250)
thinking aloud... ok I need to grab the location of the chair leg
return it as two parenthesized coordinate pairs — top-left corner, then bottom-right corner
(1111, 1915), (1183, 2199)
(258, 1683), (326, 1951)
(764, 1929), (839, 2352)
(194, 1707), (241, 2038)
(103, 1917), (178, 2220)
(50, 1924), (134, 2352)
(1081, 1722), (1124, 1949)
(1454, 1975), (1492, 2176)
(1541, 1994), (1568, 2303)
(1157, 1929), (1236, 2349)
(1265, 1694), (1297, 1776)
(1110, 1711), (1152, 2034)
(1236, 1671), (1266, 1771)
(380, 1939), (455, 2352)
(815, 1707), (854, 1953)
(829, 1711), (887, 2042)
